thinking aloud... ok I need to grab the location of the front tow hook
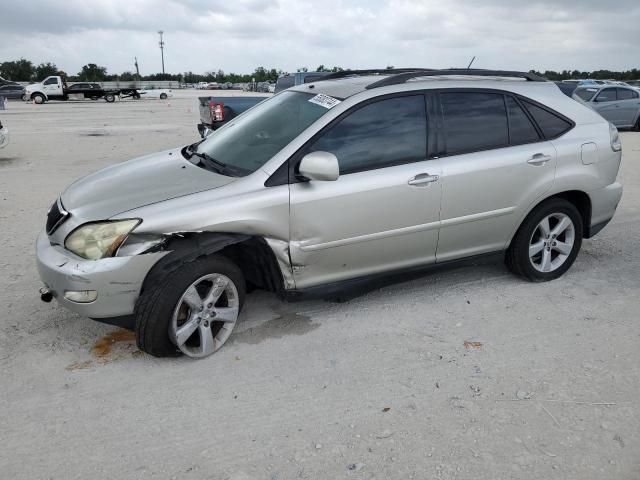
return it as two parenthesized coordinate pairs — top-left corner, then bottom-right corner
(39, 287), (53, 303)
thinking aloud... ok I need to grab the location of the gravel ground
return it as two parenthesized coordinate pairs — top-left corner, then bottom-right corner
(0, 91), (639, 480)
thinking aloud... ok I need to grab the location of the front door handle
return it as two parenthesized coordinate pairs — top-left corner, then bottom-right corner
(408, 173), (439, 186)
(527, 153), (552, 166)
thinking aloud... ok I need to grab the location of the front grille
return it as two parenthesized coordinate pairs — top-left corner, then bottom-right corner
(46, 199), (69, 235)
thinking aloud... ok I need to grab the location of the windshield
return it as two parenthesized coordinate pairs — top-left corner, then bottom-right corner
(575, 88), (598, 101)
(192, 91), (331, 176)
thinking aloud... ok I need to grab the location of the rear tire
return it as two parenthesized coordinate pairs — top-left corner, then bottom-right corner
(159, 93), (168, 100)
(135, 255), (245, 358)
(104, 93), (116, 103)
(506, 198), (583, 282)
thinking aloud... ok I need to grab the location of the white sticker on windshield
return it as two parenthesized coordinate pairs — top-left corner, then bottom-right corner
(308, 93), (341, 109)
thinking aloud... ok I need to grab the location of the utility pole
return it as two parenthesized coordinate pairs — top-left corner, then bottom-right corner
(158, 31), (165, 75)
(134, 57), (140, 79)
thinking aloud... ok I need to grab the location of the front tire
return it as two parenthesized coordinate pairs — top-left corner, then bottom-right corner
(32, 93), (45, 104)
(104, 93), (116, 103)
(135, 255), (245, 358)
(159, 93), (168, 100)
(506, 198), (583, 282)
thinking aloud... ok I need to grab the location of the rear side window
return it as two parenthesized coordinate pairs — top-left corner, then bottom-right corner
(506, 96), (540, 145)
(308, 95), (427, 175)
(441, 92), (508, 154)
(617, 88), (638, 100)
(521, 100), (572, 139)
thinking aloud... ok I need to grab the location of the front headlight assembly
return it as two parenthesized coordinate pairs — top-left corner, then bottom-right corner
(65, 219), (141, 260)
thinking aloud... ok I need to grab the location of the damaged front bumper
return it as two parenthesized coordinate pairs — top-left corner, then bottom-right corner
(36, 230), (168, 318)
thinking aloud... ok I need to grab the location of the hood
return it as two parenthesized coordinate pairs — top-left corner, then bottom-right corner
(24, 82), (42, 92)
(61, 148), (236, 220)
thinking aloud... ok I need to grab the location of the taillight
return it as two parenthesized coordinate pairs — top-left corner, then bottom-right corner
(609, 122), (622, 152)
(209, 101), (224, 122)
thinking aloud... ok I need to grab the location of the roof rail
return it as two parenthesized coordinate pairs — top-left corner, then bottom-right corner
(318, 68), (436, 81)
(365, 69), (548, 89)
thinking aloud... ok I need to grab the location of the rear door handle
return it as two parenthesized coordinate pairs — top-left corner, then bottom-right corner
(408, 173), (439, 186)
(527, 153), (552, 166)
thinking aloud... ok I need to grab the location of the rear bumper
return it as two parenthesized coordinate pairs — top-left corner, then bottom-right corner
(36, 230), (168, 318)
(587, 182), (623, 238)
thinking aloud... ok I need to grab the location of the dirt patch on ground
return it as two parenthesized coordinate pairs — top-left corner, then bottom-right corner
(65, 329), (141, 370)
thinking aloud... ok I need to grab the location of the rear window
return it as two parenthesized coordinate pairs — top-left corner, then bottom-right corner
(521, 100), (573, 139)
(441, 92), (509, 154)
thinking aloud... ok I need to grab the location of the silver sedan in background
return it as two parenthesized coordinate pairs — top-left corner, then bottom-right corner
(573, 85), (640, 129)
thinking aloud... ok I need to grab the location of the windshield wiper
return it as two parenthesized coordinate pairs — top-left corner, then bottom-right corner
(184, 144), (246, 177)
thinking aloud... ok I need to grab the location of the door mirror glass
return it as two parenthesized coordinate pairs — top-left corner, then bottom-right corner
(298, 151), (339, 181)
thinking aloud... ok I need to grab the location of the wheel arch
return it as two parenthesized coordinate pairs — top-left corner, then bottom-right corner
(509, 190), (592, 247)
(31, 91), (47, 101)
(138, 232), (286, 298)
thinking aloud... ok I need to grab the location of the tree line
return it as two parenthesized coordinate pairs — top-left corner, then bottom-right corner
(0, 58), (344, 83)
(2, 58), (638, 83)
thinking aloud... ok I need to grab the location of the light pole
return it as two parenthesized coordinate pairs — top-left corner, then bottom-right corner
(158, 30), (165, 75)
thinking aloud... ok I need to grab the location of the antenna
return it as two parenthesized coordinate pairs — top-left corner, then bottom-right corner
(158, 31), (165, 75)
(467, 56), (476, 69)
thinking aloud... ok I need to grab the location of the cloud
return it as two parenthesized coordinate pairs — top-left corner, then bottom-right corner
(0, 0), (638, 75)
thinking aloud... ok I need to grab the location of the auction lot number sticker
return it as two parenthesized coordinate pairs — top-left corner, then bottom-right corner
(308, 94), (342, 109)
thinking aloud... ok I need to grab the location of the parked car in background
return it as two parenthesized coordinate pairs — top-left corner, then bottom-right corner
(37, 68), (622, 359)
(0, 84), (26, 100)
(0, 120), (8, 148)
(573, 85), (640, 129)
(138, 88), (173, 100)
(197, 82), (208, 89)
(554, 81), (577, 97)
(0, 76), (19, 86)
(196, 93), (271, 137)
(274, 71), (331, 93)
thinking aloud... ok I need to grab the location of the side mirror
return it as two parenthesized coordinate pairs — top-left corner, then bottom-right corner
(298, 151), (339, 182)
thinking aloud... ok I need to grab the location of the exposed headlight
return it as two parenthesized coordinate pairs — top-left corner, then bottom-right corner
(65, 219), (141, 260)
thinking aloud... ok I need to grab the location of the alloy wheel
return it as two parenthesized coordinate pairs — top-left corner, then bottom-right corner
(169, 273), (240, 358)
(529, 213), (575, 272)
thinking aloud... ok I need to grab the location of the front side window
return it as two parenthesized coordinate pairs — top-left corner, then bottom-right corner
(441, 92), (509, 154)
(306, 95), (427, 175)
(595, 88), (617, 102)
(43, 77), (58, 85)
(617, 88), (638, 100)
(195, 91), (331, 176)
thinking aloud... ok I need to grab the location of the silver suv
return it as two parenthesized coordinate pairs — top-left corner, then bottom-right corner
(36, 69), (623, 358)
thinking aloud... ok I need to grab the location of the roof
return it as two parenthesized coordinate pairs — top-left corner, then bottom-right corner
(291, 74), (557, 100)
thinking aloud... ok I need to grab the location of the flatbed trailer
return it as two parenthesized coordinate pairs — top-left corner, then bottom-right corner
(24, 76), (144, 104)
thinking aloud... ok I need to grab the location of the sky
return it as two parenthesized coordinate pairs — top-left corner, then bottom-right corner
(1, 0), (639, 76)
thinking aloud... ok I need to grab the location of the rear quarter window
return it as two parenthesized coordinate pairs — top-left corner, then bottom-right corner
(521, 100), (573, 139)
